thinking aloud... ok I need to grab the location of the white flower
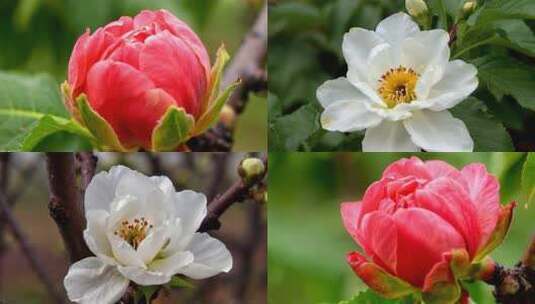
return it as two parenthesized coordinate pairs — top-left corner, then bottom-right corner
(64, 166), (232, 304)
(317, 12), (478, 152)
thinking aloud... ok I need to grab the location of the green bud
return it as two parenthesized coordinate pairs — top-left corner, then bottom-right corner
(238, 157), (265, 184)
(463, 0), (477, 14)
(405, 0), (428, 18)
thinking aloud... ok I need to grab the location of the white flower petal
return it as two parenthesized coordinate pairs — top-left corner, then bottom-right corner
(149, 251), (194, 276)
(172, 190), (207, 237)
(84, 210), (114, 263)
(320, 100), (382, 132)
(108, 233), (145, 268)
(342, 28), (385, 82)
(403, 110), (474, 152)
(426, 60), (479, 111)
(367, 43), (396, 85)
(64, 257), (129, 304)
(85, 165), (131, 213)
(177, 233), (232, 280)
(375, 12), (420, 49)
(345, 74), (385, 106)
(117, 266), (170, 286)
(362, 120), (419, 151)
(316, 77), (368, 108)
(115, 172), (171, 217)
(136, 226), (170, 264)
(401, 30), (450, 73)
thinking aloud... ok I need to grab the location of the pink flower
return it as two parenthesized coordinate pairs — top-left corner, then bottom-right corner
(63, 10), (235, 151)
(341, 157), (514, 303)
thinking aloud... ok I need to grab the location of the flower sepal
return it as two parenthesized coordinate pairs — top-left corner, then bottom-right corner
(75, 94), (137, 152)
(474, 202), (516, 261)
(192, 45), (240, 136)
(150, 106), (195, 151)
(347, 251), (418, 299)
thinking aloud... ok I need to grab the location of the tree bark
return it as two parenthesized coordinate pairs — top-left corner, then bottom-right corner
(46, 153), (91, 262)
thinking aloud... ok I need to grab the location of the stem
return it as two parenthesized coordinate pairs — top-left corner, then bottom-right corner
(199, 155), (267, 232)
(0, 191), (66, 303)
(453, 35), (497, 59)
(45, 153), (91, 262)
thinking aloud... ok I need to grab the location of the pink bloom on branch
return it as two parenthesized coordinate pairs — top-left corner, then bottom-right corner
(64, 10), (235, 151)
(341, 157), (515, 303)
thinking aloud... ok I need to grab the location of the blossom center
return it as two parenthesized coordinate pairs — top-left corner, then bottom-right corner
(114, 217), (153, 249)
(378, 66), (419, 108)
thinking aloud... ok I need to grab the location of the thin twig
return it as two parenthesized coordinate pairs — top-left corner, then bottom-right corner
(188, 3), (268, 151)
(0, 192), (66, 303)
(199, 155), (267, 232)
(46, 153), (91, 262)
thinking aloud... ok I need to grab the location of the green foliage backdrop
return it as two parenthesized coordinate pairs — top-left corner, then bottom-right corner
(268, 0), (535, 152)
(268, 152), (535, 303)
(0, 0), (267, 151)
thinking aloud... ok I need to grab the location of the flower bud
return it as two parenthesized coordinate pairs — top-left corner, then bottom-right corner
(405, 0), (428, 17)
(63, 10), (237, 151)
(238, 157), (266, 184)
(463, 0), (477, 15)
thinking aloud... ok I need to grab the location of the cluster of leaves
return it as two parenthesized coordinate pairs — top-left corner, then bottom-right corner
(0, 0), (263, 151)
(268, 0), (535, 151)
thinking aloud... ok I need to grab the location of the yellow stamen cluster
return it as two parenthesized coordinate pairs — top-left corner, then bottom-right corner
(114, 217), (153, 249)
(378, 66), (419, 108)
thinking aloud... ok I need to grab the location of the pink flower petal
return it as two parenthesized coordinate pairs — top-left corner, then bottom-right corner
(461, 164), (500, 248)
(140, 31), (207, 117)
(382, 157), (431, 180)
(415, 177), (481, 257)
(86, 60), (156, 147)
(393, 208), (465, 287)
(360, 211), (398, 275)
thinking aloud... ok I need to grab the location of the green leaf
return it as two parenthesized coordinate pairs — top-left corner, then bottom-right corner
(22, 115), (94, 150)
(472, 55), (535, 111)
(492, 20), (535, 57)
(151, 106), (194, 151)
(202, 45), (230, 115)
(168, 276), (194, 289)
(77, 95), (132, 151)
(193, 81), (239, 136)
(140, 285), (159, 304)
(269, 102), (321, 151)
(325, 289), (415, 304)
(468, 0), (535, 27)
(0, 72), (68, 151)
(269, 3), (323, 36)
(522, 153), (535, 206)
(450, 97), (514, 151)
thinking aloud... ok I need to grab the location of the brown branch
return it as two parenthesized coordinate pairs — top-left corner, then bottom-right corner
(199, 155), (267, 232)
(76, 152), (97, 193)
(46, 153), (91, 262)
(485, 235), (535, 304)
(0, 191), (66, 303)
(187, 3), (267, 151)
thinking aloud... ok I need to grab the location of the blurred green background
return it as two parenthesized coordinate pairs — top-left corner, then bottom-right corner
(0, 0), (267, 151)
(268, 152), (535, 303)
